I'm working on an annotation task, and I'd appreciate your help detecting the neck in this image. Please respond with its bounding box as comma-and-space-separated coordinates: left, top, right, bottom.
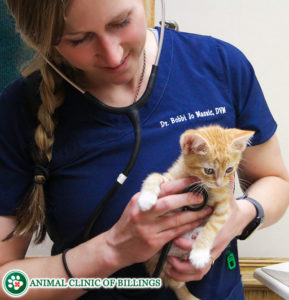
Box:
78, 29, 158, 108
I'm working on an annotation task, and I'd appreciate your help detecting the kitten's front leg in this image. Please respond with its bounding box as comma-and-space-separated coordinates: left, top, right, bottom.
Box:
189, 198, 230, 268
138, 173, 169, 211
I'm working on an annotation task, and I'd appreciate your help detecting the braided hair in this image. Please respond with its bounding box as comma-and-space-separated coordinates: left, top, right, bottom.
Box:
4, 0, 70, 243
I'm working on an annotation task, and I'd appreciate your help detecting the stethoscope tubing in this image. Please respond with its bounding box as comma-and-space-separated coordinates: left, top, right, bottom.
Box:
82, 0, 165, 240
82, 66, 158, 241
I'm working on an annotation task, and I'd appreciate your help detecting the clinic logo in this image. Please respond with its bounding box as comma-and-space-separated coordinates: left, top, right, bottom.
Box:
2, 270, 29, 297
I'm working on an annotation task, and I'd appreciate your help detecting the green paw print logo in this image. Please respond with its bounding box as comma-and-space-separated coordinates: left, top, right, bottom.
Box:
2, 270, 29, 297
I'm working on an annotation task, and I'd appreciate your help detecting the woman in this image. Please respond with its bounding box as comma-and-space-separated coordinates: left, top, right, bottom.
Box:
0, 0, 289, 299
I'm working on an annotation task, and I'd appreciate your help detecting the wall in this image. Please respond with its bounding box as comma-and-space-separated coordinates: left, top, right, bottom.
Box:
143, 0, 155, 27
155, 0, 289, 258
0, 1, 33, 91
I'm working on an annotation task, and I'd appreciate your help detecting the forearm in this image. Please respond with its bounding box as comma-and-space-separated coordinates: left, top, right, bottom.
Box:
236, 135, 289, 232
245, 175, 289, 228
0, 232, 122, 300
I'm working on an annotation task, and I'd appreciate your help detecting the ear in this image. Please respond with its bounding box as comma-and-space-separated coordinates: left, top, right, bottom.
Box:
180, 130, 209, 155
231, 129, 255, 152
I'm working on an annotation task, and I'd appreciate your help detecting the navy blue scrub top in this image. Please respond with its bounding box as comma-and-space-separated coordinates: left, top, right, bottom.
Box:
0, 28, 277, 299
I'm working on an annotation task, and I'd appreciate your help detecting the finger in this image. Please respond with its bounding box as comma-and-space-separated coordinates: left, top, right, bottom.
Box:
158, 177, 201, 198
153, 192, 205, 216
229, 174, 235, 190
172, 237, 194, 251
159, 219, 204, 243
165, 260, 211, 282
167, 256, 196, 275
156, 207, 212, 233
209, 247, 222, 264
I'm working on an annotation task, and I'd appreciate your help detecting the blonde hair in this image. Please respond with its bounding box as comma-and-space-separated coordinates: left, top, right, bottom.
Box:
5, 0, 72, 243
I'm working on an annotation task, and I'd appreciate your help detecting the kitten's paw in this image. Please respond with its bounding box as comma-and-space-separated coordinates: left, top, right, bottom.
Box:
191, 226, 204, 240
189, 249, 211, 269
138, 191, 158, 211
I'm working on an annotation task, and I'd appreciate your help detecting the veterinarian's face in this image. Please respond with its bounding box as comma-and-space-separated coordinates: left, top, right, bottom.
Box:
56, 0, 147, 86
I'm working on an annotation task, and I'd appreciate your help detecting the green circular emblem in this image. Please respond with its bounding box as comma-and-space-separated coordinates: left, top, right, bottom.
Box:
2, 270, 29, 297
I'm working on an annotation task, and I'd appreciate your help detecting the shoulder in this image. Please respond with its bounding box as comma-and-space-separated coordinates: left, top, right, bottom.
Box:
169, 29, 240, 52
0, 77, 26, 121
0, 72, 41, 145
0, 77, 39, 215
0, 71, 41, 117
168, 30, 251, 70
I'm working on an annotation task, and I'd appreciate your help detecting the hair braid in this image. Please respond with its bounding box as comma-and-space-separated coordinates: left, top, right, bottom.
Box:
3, 0, 72, 244
6, 61, 65, 244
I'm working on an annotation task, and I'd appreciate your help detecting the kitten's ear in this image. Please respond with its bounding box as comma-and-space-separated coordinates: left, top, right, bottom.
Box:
180, 130, 209, 155
231, 129, 255, 152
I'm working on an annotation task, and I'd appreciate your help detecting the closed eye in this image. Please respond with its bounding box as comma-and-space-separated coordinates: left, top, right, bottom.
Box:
110, 17, 131, 29
70, 17, 131, 47
70, 33, 94, 46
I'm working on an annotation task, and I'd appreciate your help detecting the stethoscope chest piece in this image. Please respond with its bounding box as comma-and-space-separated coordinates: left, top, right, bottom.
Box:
182, 183, 209, 211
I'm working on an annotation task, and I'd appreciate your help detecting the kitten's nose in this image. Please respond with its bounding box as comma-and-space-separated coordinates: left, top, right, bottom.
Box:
215, 179, 222, 187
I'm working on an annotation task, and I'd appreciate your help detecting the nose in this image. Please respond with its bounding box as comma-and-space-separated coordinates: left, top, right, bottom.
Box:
215, 179, 222, 187
96, 35, 123, 68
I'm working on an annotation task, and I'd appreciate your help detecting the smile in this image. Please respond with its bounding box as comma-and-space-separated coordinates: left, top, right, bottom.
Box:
102, 54, 130, 74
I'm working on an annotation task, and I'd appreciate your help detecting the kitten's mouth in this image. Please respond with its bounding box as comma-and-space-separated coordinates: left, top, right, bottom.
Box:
213, 181, 228, 188
206, 182, 221, 188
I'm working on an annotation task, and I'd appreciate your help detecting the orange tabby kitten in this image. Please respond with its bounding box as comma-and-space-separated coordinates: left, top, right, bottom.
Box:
138, 125, 254, 300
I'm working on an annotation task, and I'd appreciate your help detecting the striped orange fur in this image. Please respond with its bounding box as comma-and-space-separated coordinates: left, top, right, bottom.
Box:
138, 125, 254, 300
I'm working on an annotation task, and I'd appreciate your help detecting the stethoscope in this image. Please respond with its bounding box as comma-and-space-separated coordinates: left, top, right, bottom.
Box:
44, 0, 208, 285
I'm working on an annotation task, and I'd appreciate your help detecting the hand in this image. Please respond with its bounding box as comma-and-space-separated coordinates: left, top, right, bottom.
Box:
104, 177, 213, 269
168, 176, 256, 282
166, 194, 238, 282
165, 248, 213, 282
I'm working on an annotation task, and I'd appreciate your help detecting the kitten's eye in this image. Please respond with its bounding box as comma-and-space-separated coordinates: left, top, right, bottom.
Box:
226, 167, 234, 173
204, 168, 214, 175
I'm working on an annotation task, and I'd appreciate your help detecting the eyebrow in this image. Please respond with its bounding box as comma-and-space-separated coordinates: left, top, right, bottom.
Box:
64, 9, 131, 36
